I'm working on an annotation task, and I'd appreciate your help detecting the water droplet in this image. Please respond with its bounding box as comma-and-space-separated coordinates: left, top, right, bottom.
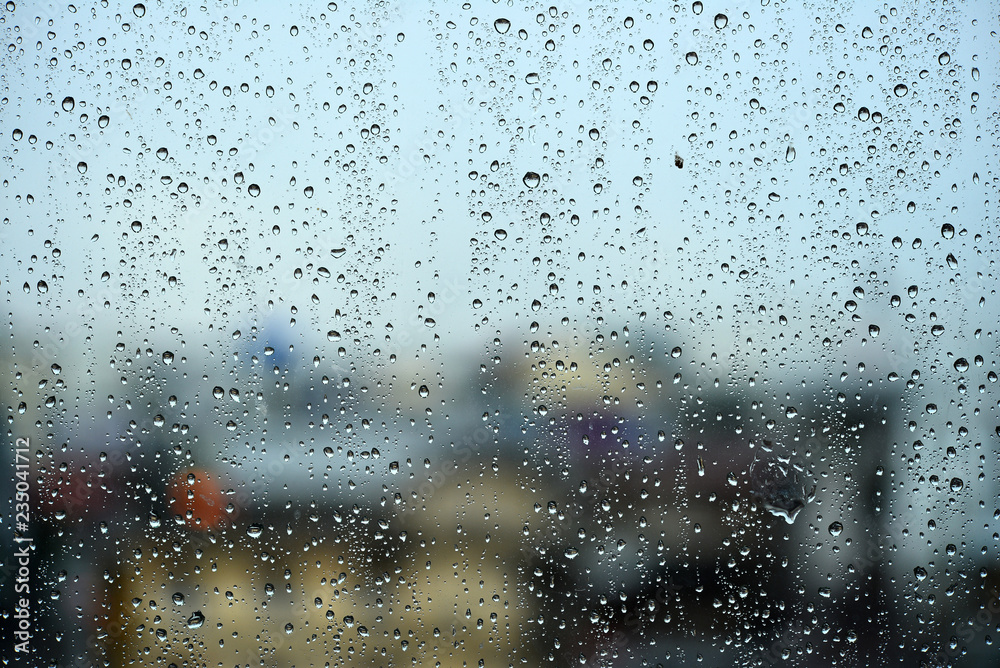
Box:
418, 385, 429, 398
828, 522, 843, 537
156, 147, 168, 160
643, 39, 654, 51
946, 253, 958, 269
423, 318, 436, 328
949, 477, 963, 492
971, 67, 979, 81
858, 106, 870, 121
304, 186, 314, 198
893, 83, 908, 97
954, 358, 969, 373
62, 97, 75, 112
494, 18, 510, 34
692, 2, 703, 15
172, 592, 185, 605
131, 220, 142, 232
98, 115, 109, 128
148, 512, 161, 528
941, 223, 955, 239
868, 324, 880, 337
247, 523, 263, 538
685, 51, 699, 65
564, 547, 579, 559
77, 162, 87, 174
248, 184, 261, 197
714, 13, 728, 29
132, 3, 145, 18
892, 236, 903, 249
523, 171, 540, 188
285, 622, 294, 634
186, 611, 205, 629
161, 351, 174, 364
938, 52, 950, 66
36, 280, 48, 293
931, 325, 945, 337
494, 229, 507, 240
785, 146, 795, 163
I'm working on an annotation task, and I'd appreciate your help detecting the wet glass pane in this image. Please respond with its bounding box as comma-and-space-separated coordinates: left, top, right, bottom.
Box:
2, 2, 998, 667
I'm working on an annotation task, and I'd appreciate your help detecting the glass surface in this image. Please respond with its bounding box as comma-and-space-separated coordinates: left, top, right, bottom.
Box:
2, 2, 998, 666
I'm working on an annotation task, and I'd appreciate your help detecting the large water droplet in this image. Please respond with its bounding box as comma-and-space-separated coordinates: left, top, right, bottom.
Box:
133, 3, 146, 18
494, 18, 510, 34
714, 13, 728, 29
62, 97, 75, 112
685, 51, 699, 65
186, 611, 205, 629
893, 83, 908, 97
247, 523, 263, 538
523, 171, 540, 188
